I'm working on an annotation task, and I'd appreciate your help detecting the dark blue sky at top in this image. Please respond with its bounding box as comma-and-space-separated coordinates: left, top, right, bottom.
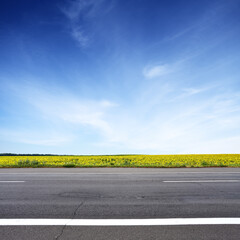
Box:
1, 1, 239, 75
1, 0, 234, 75
0, 0, 240, 154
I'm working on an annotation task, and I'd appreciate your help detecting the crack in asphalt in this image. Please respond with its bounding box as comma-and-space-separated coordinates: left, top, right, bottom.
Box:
54, 201, 84, 240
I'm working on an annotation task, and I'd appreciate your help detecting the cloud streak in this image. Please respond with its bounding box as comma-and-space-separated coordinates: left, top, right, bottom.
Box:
21, 86, 114, 133
142, 60, 184, 79
102, 92, 240, 153
143, 64, 170, 79
1, 81, 116, 148
61, 0, 113, 47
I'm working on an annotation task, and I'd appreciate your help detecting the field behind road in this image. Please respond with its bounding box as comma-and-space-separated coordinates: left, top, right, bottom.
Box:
0, 168, 239, 239
0, 154, 240, 167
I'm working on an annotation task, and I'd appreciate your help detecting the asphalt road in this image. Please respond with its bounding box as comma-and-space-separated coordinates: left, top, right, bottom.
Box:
0, 168, 240, 239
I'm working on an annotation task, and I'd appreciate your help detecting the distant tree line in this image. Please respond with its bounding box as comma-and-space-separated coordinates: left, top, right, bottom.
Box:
0, 153, 139, 156
0, 153, 60, 156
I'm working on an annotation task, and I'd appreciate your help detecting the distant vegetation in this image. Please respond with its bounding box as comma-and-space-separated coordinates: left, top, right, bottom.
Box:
0, 154, 239, 168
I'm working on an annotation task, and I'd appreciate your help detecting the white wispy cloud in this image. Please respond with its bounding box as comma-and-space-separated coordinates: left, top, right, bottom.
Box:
142, 60, 184, 79
61, 0, 106, 20
24, 88, 114, 134
4, 81, 116, 147
60, 0, 113, 47
143, 64, 170, 79
168, 87, 211, 102
47, 98, 113, 136
95, 85, 240, 153
71, 26, 89, 47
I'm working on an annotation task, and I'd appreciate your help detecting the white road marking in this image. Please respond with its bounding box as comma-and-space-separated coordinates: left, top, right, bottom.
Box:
0, 180, 239, 183
163, 180, 240, 183
0, 181, 25, 183
0, 172, 239, 175
0, 218, 240, 226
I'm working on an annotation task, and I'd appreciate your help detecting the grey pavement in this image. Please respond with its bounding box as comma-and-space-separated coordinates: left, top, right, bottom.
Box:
0, 168, 239, 239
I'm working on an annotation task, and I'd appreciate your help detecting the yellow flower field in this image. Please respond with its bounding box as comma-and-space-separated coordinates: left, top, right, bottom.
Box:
0, 154, 240, 167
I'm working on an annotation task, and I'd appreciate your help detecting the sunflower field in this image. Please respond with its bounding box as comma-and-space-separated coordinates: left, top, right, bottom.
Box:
0, 154, 239, 168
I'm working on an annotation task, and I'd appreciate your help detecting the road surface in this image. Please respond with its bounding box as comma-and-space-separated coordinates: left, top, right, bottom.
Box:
0, 168, 239, 239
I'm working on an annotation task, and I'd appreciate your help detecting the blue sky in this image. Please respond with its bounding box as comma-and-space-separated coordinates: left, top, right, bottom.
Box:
0, 0, 240, 154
